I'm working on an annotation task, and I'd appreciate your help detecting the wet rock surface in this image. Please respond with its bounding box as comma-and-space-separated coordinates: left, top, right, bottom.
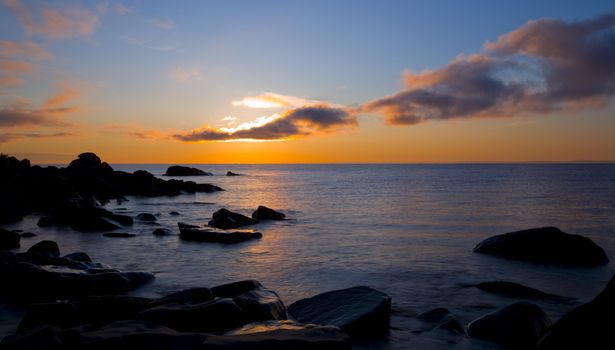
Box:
208, 208, 259, 230
251, 205, 286, 220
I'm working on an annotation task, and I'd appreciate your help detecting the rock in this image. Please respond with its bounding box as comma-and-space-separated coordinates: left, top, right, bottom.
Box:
538, 274, 615, 349
27, 240, 60, 258
288, 286, 391, 338
20, 232, 37, 238
231, 285, 287, 322
103, 232, 136, 238
212, 280, 263, 298
179, 226, 262, 244
148, 287, 214, 308
252, 205, 286, 220
468, 301, 551, 348
139, 298, 244, 333
0, 229, 20, 249
215, 320, 351, 349
164, 165, 212, 176
208, 208, 259, 229
169, 211, 180, 216
226, 171, 241, 176
136, 213, 157, 222
477, 281, 576, 304
2, 320, 208, 350
177, 222, 201, 229
435, 318, 465, 335
473, 227, 608, 266
63, 252, 92, 262
152, 228, 173, 236
17, 301, 83, 333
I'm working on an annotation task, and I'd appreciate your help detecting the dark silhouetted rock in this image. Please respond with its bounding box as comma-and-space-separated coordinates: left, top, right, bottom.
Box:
152, 228, 173, 236
164, 165, 212, 176
226, 171, 242, 176
288, 286, 391, 338
139, 298, 244, 333
468, 301, 551, 349
179, 226, 262, 244
27, 240, 60, 258
477, 281, 576, 304
148, 287, 214, 308
63, 252, 92, 262
177, 222, 201, 229
473, 227, 608, 266
136, 213, 157, 222
252, 205, 286, 220
216, 320, 351, 349
20, 232, 36, 238
169, 211, 180, 216
208, 208, 259, 229
538, 274, 615, 349
0, 229, 20, 249
103, 232, 136, 238
212, 280, 263, 298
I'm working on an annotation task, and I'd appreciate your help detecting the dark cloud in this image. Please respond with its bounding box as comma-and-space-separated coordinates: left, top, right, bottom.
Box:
0, 103, 73, 127
175, 105, 355, 142
0, 131, 74, 143
363, 12, 615, 125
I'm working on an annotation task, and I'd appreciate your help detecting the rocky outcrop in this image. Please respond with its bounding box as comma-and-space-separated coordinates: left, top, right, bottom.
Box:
0, 153, 223, 225
538, 274, 615, 349
252, 205, 286, 220
164, 165, 212, 176
179, 224, 262, 244
0, 241, 154, 301
288, 286, 391, 338
226, 171, 241, 176
473, 227, 609, 266
208, 208, 259, 229
37, 200, 133, 232
468, 301, 551, 349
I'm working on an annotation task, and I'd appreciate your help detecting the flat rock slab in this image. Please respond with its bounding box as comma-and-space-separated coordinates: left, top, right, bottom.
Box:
477, 281, 577, 304
473, 226, 608, 266
288, 286, 391, 338
179, 226, 262, 244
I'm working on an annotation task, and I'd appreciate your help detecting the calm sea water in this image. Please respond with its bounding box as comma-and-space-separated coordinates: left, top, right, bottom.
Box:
2, 164, 615, 349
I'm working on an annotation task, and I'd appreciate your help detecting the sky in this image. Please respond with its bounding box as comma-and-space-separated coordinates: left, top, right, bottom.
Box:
0, 0, 614, 163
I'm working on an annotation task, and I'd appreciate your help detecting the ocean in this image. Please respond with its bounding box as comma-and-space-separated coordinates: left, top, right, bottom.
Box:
2, 163, 615, 349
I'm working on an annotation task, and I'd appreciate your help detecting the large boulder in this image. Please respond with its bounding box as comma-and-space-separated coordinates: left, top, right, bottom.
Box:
136, 213, 157, 222
179, 225, 262, 244
468, 301, 551, 348
139, 298, 244, 333
288, 286, 391, 338
538, 274, 615, 349
209, 320, 351, 349
164, 165, 212, 176
473, 227, 609, 266
252, 205, 286, 220
27, 240, 60, 258
477, 281, 576, 304
212, 280, 287, 322
208, 208, 259, 229
0, 229, 20, 249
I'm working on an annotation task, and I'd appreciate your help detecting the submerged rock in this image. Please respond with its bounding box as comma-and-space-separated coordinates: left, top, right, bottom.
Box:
0, 229, 20, 249
164, 165, 212, 176
152, 228, 173, 236
208, 208, 259, 229
477, 281, 576, 304
468, 301, 551, 349
226, 171, 242, 176
136, 213, 157, 222
288, 286, 391, 338
473, 227, 608, 266
252, 205, 286, 220
103, 232, 136, 238
169, 211, 180, 216
538, 274, 615, 349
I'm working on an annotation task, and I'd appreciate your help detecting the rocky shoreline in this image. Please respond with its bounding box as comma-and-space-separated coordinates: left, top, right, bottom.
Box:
0, 153, 613, 349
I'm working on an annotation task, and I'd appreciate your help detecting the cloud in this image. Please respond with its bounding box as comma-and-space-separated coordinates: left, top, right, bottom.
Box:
174, 104, 356, 142
114, 3, 131, 16
0, 86, 82, 127
4, 0, 99, 39
0, 131, 74, 143
148, 18, 175, 30
231, 92, 321, 109
0, 40, 52, 87
363, 12, 615, 125
170, 66, 201, 82
103, 123, 173, 140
